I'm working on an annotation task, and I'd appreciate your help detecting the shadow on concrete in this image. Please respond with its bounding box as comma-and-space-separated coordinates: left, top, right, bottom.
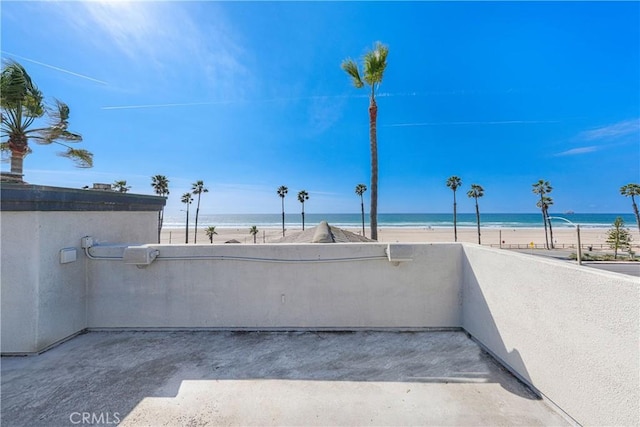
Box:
1, 329, 552, 426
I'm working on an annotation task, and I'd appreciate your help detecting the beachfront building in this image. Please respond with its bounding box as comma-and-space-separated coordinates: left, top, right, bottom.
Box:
1, 183, 638, 426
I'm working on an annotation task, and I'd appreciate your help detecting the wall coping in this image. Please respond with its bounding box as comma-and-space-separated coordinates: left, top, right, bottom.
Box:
0, 183, 166, 212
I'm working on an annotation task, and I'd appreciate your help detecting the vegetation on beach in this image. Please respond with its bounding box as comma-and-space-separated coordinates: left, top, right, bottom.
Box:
342, 42, 388, 241
112, 180, 130, 193
151, 175, 170, 244
606, 217, 633, 259
1, 60, 92, 177
205, 226, 217, 244
249, 225, 259, 244
277, 185, 288, 237
569, 252, 638, 262
532, 180, 554, 249
297, 190, 309, 230
446, 176, 462, 242
355, 184, 367, 237
181, 192, 193, 244
467, 184, 484, 244
191, 180, 208, 244
620, 183, 640, 233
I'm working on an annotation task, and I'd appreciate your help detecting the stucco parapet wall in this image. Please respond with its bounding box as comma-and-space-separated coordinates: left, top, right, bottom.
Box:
0, 183, 166, 212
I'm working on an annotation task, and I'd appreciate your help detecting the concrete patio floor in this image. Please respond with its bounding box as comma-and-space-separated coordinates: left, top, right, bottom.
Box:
1, 330, 569, 426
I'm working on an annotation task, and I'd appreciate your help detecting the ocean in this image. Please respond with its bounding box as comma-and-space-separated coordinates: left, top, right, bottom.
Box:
162, 213, 636, 230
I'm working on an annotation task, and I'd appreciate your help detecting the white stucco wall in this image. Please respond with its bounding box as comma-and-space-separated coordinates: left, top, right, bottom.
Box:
1, 211, 158, 353
1, 212, 40, 352
87, 243, 463, 329
461, 244, 639, 427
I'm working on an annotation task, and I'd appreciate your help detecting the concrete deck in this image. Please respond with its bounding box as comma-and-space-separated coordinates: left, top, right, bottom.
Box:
1, 330, 569, 426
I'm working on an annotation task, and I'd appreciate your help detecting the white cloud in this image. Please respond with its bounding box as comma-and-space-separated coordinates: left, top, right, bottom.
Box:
579, 118, 640, 141
554, 146, 599, 157
61, 2, 250, 97
555, 118, 640, 157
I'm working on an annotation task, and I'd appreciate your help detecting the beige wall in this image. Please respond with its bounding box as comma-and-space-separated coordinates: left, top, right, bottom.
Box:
1, 211, 158, 354
87, 243, 463, 329
462, 244, 639, 427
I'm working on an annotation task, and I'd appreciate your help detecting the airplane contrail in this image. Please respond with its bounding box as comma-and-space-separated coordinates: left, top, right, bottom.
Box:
100, 92, 423, 111
387, 120, 560, 127
1, 51, 108, 85
101, 101, 233, 110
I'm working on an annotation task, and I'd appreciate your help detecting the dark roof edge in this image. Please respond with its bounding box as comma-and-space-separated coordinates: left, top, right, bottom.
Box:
1, 183, 166, 212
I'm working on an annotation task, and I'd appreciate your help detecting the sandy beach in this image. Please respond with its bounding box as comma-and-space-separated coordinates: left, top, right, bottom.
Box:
161, 226, 640, 251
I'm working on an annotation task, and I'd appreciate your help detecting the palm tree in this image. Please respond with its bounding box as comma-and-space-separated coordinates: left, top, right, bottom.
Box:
181, 192, 193, 244
545, 196, 555, 248
297, 190, 309, 230
342, 42, 389, 241
191, 180, 208, 244
112, 180, 130, 193
532, 180, 553, 249
205, 226, 218, 244
355, 184, 367, 237
537, 196, 555, 249
151, 175, 170, 243
620, 183, 640, 232
446, 176, 462, 242
277, 185, 288, 237
1, 60, 92, 179
249, 225, 259, 244
467, 184, 484, 244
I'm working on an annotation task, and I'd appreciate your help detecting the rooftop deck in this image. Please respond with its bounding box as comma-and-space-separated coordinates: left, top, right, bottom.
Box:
1, 330, 569, 426
2, 189, 638, 425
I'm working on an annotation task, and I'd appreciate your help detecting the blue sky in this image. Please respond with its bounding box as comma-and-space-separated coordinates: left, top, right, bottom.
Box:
2, 1, 638, 216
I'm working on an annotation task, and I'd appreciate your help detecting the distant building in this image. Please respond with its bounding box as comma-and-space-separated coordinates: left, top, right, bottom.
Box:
92, 183, 113, 191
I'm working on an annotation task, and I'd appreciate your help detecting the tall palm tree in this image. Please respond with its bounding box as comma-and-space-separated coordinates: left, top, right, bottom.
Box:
620, 183, 640, 232
342, 42, 389, 241
537, 196, 555, 249
467, 184, 484, 245
181, 192, 193, 244
446, 176, 462, 242
355, 184, 367, 237
191, 180, 208, 244
545, 196, 555, 248
112, 180, 130, 193
532, 180, 553, 249
1, 60, 92, 178
297, 190, 309, 230
249, 225, 259, 244
277, 185, 288, 237
205, 226, 218, 244
151, 175, 170, 243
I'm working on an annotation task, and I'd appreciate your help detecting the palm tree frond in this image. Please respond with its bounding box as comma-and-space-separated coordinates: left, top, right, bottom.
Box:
446, 176, 462, 191
151, 175, 170, 197
1, 60, 42, 111
363, 42, 389, 86
341, 59, 364, 89
355, 183, 367, 196
58, 148, 93, 168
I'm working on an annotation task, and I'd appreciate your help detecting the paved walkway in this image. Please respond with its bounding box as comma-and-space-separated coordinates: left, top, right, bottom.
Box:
1, 331, 569, 426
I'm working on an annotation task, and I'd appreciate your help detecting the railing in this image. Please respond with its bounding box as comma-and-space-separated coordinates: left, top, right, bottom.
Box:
489, 243, 609, 250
